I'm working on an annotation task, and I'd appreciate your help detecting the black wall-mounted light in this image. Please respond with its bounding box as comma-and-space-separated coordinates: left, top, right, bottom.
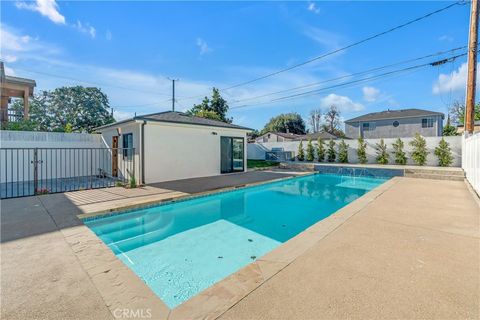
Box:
211, 132, 218, 135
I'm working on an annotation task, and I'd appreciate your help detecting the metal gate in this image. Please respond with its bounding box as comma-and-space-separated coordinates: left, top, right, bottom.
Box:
0, 147, 135, 199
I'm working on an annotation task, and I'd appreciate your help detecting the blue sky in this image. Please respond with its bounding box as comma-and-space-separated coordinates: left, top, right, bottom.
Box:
0, 1, 471, 130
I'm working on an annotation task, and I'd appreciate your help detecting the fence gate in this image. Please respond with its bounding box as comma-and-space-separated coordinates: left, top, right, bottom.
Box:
0, 147, 135, 199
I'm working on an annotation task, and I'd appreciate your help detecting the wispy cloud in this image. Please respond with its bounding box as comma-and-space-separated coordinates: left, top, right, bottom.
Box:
74, 20, 96, 39
438, 34, 454, 42
319, 93, 364, 112
303, 26, 344, 51
307, 2, 320, 14
0, 24, 61, 63
362, 86, 381, 102
15, 0, 65, 25
432, 62, 475, 94
196, 38, 212, 55
106, 30, 112, 41
4, 66, 16, 76
15, 0, 97, 39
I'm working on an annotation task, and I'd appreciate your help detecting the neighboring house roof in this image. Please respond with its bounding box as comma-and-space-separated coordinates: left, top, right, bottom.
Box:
95, 111, 252, 131
300, 131, 337, 140
345, 108, 444, 123
256, 132, 303, 140
256, 131, 338, 141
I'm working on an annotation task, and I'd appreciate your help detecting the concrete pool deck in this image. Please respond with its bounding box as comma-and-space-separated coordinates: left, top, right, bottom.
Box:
1, 172, 479, 319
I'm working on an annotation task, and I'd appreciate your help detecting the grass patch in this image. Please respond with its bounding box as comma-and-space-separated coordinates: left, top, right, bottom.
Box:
247, 159, 280, 169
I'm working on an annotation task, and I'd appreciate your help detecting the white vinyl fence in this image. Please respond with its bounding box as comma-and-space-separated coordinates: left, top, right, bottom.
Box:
462, 133, 480, 195
248, 136, 463, 167
0, 131, 135, 198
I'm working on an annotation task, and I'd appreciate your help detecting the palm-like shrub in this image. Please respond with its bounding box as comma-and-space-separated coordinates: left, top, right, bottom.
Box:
338, 140, 349, 163
316, 138, 325, 162
434, 138, 453, 167
375, 139, 389, 165
357, 137, 367, 164
392, 138, 407, 165
297, 140, 305, 161
306, 139, 315, 161
327, 139, 336, 162
410, 133, 429, 166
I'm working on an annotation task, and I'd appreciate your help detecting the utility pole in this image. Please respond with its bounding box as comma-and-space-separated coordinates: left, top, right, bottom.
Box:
168, 78, 178, 112
465, 0, 478, 134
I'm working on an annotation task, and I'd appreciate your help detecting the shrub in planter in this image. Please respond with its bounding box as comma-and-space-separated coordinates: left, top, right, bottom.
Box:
357, 137, 367, 164
306, 139, 315, 161
338, 139, 349, 163
129, 173, 137, 188
327, 139, 336, 162
434, 138, 453, 167
375, 139, 389, 165
297, 140, 305, 161
392, 138, 407, 165
409, 133, 428, 166
316, 138, 325, 162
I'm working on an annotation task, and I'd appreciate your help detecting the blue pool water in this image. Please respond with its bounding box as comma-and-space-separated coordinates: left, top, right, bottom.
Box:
84, 174, 388, 308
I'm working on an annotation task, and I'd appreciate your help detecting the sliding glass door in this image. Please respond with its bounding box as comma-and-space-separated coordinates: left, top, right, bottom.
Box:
221, 137, 244, 173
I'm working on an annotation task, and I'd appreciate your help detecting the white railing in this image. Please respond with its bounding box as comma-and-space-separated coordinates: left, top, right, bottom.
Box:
462, 132, 480, 195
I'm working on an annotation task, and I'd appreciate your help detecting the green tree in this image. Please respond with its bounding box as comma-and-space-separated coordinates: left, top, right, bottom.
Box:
261, 113, 306, 135
306, 139, 315, 161
191, 108, 223, 121
327, 139, 336, 162
188, 88, 232, 123
316, 138, 325, 162
392, 138, 407, 165
297, 140, 305, 161
357, 137, 367, 164
5, 87, 115, 133
443, 114, 457, 136
1, 119, 38, 131
375, 139, 389, 165
410, 133, 429, 166
434, 138, 453, 167
338, 139, 349, 163
449, 101, 480, 125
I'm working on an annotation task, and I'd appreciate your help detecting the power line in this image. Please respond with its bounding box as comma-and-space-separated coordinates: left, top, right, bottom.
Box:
178, 1, 464, 102
229, 46, 467, 105
229, 52, 467, 110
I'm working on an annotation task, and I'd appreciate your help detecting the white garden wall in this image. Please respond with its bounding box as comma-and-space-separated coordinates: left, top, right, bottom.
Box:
0, 130, 105, 148
462, 133, 480, 195
248, 136, 462, 167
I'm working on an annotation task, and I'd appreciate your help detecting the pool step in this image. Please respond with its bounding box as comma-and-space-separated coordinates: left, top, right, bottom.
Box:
404, 168, 465, 181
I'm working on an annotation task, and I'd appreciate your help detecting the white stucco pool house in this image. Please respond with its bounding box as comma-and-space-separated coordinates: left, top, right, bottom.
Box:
95, 111, 252, 184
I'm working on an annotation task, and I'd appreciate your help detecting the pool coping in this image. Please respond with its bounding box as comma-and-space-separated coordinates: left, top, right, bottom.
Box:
77, 171, 314, 220
72, 173, 398, 319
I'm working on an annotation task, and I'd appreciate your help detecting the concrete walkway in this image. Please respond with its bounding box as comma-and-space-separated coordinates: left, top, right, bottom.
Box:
219, 178, 480, 319
1, 174, 479, 319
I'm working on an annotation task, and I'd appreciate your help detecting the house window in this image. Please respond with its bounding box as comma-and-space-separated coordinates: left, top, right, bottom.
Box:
362, 122, 375, 131
122, 133, 133, 160
422, 118, 434, 128
393, 120, 399, 127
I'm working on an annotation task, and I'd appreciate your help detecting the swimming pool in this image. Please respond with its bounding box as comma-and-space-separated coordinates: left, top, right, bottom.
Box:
84, 173, 388, 308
